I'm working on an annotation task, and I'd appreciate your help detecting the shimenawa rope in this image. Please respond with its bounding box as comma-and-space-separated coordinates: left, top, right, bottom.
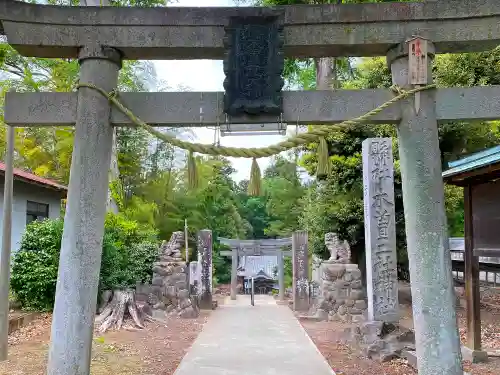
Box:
75, 83, 435, 194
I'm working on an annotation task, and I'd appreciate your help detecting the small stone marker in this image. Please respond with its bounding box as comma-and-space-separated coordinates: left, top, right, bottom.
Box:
197, 230, 213, 310
292, 230, 309, 311
362, 138, 399, 322
189, 261, 201, 296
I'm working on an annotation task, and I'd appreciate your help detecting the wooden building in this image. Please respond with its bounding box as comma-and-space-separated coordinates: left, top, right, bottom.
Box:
442, 145, 500, 362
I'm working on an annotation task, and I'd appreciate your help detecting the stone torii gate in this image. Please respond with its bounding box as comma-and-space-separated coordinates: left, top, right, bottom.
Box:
219, 237, 292, 301
1, 1, 500, 374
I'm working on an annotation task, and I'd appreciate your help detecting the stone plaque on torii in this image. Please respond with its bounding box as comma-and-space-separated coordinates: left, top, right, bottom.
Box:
219, 237, 292, 301
2, 1, 499, 374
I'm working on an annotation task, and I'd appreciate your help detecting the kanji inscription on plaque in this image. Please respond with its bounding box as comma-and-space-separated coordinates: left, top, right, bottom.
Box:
223, 14, 284, 117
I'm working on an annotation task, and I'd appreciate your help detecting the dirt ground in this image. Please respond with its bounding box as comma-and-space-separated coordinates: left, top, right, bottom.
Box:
301, 297, 500, 375
1, 312, 209, 375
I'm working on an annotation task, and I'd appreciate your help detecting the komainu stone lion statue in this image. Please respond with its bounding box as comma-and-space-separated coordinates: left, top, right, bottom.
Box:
324, 232, 351, 263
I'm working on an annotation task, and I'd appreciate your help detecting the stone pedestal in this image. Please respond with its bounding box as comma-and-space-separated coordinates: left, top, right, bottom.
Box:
197, 230, 213, 310
315, 262, 367, 323
362, 138, 399, 323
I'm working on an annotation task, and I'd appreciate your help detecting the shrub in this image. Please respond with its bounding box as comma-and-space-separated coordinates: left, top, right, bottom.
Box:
10, 214, 159, 311
10, 219, 64, 311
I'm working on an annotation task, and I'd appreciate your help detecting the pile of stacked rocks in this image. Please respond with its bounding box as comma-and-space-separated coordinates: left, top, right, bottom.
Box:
312, 233, 368, 322
136, 231, 199, 319
344, 321, 415, 362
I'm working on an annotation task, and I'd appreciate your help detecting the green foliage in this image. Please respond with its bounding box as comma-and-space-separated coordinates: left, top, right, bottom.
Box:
10, 219, 64, 311
444, 185, 465, 237
10, 215, 158, 311
99, 213, 159, 290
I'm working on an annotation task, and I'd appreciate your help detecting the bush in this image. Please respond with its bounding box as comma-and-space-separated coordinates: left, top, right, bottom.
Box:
100, 213, 159, 290
10, 219, 64, 311
10, 214, 159, 311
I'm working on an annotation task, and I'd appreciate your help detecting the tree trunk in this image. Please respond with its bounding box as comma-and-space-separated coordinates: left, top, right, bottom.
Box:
95, 289, 147, 333
314, 57, 336, 90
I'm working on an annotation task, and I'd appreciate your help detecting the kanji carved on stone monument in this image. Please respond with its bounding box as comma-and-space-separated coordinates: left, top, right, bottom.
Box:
362, 138, 399, 323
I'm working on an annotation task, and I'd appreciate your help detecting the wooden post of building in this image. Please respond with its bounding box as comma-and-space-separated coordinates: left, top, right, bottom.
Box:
463, 185, 487, 362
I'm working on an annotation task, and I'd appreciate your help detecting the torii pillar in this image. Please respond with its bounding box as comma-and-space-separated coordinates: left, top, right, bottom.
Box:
387, 39, 463, 375
46, 45, 122, 375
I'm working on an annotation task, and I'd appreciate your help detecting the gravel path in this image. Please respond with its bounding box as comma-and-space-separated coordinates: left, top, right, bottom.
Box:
1, 312, 209, 375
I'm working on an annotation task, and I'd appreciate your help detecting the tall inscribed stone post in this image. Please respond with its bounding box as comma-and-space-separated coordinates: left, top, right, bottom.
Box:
362, 138, 399, 323
292, 230, 309, 311
387, 40, 462, 375
47, 45, 121, 375
197, 230, 213, 310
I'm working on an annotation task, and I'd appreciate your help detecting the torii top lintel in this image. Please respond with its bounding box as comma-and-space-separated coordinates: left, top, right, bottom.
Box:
1, 0, 499, 60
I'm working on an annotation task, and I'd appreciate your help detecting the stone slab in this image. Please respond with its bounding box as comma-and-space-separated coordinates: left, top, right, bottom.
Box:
8, 312, 40, 335
173, 295, 335, 375
401, 349, 417, 368
461, 346, 489, 363
7, 87, 500, 127
3, 1, 500, 59
362, 138, 399, 323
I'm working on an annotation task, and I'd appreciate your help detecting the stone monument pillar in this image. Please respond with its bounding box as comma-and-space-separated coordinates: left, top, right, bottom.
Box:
387, 40, 462, 375
362, 137, 399, 323
292, 230, 309, 311
197, 229, 213, 310
47, 45, 121, 375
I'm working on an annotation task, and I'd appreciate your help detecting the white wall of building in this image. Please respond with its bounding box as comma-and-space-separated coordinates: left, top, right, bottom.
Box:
0, 179, 64, 252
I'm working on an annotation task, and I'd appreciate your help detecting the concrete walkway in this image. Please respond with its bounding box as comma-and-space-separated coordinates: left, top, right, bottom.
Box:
174, 295, 335, 375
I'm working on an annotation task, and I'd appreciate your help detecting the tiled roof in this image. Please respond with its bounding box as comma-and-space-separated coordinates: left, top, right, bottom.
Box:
0, 162, 67, 192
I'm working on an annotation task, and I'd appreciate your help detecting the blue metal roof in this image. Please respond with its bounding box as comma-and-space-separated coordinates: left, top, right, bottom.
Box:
442, 145, 500, 179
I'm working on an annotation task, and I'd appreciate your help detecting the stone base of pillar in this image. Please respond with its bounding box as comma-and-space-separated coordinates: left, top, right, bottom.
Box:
461, 346, 489, 363
403, 347, 487, 370
199, 295, 213, 310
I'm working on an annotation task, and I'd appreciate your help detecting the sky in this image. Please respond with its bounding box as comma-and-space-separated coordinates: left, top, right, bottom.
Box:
153, 0, 287, 181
